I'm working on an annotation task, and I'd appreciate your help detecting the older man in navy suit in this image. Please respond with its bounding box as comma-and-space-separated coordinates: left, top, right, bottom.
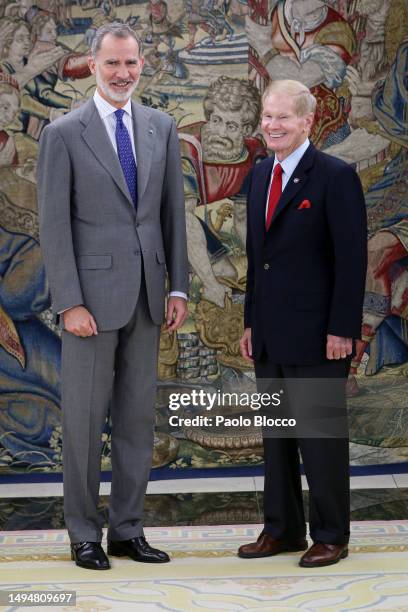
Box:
238, 80, 367, 567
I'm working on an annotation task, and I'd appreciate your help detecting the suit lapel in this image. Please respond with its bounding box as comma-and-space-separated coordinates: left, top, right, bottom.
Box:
132, 102, 154, 203
269, 143, 316, 226
80, 99, 134, 209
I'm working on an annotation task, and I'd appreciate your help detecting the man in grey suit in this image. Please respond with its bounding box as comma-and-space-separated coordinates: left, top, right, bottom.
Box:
37, 22, 188, 570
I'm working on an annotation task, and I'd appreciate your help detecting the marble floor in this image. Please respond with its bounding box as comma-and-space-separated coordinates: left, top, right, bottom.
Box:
1, 475, 407, 611
0, 475, 407, 531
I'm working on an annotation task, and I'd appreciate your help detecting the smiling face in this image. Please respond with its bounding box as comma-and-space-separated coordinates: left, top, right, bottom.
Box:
261, 93, 314, 161
88, 33, 144, 108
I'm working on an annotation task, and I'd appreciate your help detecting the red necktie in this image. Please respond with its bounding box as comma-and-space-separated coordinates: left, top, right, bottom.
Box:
265, 163, 283, 230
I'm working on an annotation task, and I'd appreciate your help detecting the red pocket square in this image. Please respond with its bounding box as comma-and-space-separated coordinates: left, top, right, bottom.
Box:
298, 199, 312, 209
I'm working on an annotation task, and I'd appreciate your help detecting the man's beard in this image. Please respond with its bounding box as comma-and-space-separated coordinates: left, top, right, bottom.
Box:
201, 125, 244, 162
96, 66, 139, 103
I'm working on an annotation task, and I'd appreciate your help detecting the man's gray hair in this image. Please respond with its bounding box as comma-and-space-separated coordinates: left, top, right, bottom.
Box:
91, 22, 143, 58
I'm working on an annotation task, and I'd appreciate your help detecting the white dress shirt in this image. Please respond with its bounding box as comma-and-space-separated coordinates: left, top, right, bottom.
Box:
265, 138, 310, 220
93, 89, 137, 161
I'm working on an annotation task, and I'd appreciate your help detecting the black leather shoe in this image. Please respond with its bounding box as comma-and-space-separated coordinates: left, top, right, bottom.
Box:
107, 537, 170, 563
70, 542, 110, 570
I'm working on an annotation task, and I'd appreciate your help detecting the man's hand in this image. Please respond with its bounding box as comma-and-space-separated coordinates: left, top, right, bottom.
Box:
326, 334, 352, 360
63, 306, 98, 337
166, 297, 188, 332
240, 327, 254, 363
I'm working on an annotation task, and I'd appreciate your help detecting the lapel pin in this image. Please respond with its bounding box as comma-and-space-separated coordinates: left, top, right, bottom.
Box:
293, 177, 300, 183
149, 128, 154, 134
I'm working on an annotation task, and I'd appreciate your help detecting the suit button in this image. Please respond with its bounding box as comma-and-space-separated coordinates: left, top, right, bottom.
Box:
263, 263, 269, 270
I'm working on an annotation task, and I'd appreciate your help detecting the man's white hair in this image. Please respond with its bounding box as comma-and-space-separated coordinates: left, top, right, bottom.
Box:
262, 80, 317, 116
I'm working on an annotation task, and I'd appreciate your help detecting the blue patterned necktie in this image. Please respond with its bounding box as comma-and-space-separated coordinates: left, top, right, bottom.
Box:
114, 108, 137, 209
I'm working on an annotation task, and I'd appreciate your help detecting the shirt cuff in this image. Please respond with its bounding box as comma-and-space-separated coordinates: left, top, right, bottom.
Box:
57, 305, 82, 314
169, 291, 188, 300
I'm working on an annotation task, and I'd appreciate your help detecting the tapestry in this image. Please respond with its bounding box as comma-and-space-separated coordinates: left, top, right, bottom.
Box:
0, 0, 407, 474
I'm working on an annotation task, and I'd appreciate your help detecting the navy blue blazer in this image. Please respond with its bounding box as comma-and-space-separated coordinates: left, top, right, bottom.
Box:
244, 143, 367, 364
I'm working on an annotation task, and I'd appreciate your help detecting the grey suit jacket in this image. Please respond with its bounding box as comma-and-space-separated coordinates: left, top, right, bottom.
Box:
37, 98, 188, 330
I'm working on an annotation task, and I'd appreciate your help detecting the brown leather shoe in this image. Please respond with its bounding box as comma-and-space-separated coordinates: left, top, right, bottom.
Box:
299, 543, 348, 567
238, 533, 308, 559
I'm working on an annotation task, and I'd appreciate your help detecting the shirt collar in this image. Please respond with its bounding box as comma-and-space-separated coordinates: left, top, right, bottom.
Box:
93, 89, 133, 119
273, 138, 310, 176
